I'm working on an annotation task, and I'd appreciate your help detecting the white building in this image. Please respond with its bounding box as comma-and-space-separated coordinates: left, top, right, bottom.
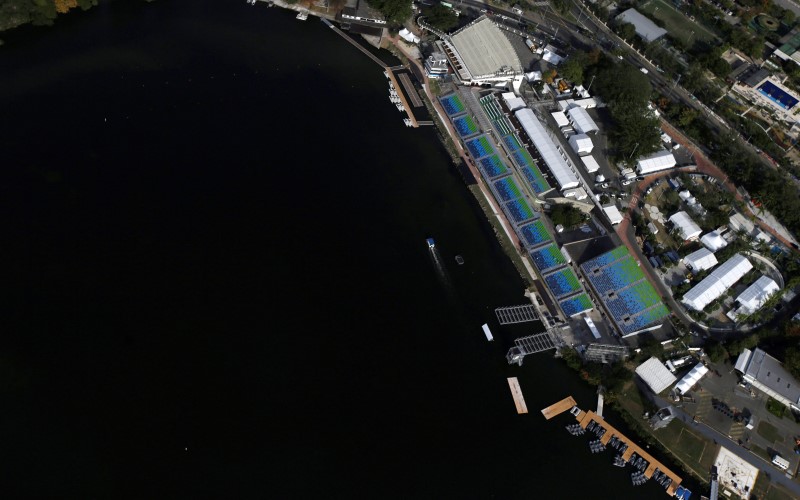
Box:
603, 205, 624, 225
542, 44, 564, 65
580, 155, 601, 173
674, 363, 709, 395
424, 47, 450, 79
636, 150, 676, 175
566, 106, 599, 134
502, 92, 526, 112
445, 17, 524, 86
668, 211, 702, 241
701, 230, 728, 252
568, 134, 593, 155
616, 8, 668, 42
683, 247, 718, 272
636, 357, 677, 394
515, 108, 580, 191
735, 275, 780, 315
736, 348, 800, 411
729, 213, 772, 244
551, 111, 570, 128
682, 254, 753, 311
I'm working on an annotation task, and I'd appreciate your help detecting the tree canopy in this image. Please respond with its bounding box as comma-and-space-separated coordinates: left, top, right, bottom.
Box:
550, 203, 584, 228
424, 4, 457, 32
366, 0, 411, 24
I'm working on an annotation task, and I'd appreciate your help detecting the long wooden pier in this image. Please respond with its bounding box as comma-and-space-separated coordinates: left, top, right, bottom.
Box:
541, 398, 683, 496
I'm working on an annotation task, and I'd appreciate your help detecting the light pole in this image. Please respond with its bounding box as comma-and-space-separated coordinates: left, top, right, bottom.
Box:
629, 142, 640, 160
687, 30, 695, 46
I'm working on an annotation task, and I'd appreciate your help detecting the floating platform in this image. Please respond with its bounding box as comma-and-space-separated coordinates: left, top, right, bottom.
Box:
482, 323, 493, 341
507, 377, 528, 414
541, 396, 577, 420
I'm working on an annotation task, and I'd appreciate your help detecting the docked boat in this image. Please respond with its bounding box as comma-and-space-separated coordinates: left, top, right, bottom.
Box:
426, 237, 435, 249
296, 10, 308, 20
455, 255, 464, 265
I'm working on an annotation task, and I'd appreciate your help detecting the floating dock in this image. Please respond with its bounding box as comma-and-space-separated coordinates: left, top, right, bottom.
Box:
482, 323, 493, 341
507, 377, 528, 414
541, 397, 684, 496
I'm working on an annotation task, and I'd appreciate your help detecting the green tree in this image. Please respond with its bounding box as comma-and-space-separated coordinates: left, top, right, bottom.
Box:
785, 347, 800, 381
550, 203, 584, 228
366, 0, 411, 24
560, 51, 588, 84
617, 22, 636, 41
425, 4, 458, 32
706, 341, 728, 363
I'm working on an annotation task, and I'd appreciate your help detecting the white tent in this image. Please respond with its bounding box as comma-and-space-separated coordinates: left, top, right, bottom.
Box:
682, 254, 753, 311
669, 211, 702, 240
572, 97, 599, 108
566, 106, 599, 134
674, 363, 709, 395
637, 150, 676, 175
542, 45, 563, 65
636, 357, 677, 394
502, 92, 526, 112
580, 155, 601, 173
683, 247, 718, 272
399, 28, 421, 44
568, 134, 593, 155
515, 108, 580, 191
603, 205, 623, 225
701, 230, 728, 252
551, 111, 570, 128
735, 275, 780, 315
678, 190, 692, 201
525, 71, 543, 82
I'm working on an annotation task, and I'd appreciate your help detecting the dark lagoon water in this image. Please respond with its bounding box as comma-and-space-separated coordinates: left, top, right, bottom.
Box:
0, 2, 697, 497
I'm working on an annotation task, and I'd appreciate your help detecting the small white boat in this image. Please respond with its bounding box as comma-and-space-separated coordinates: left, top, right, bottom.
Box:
482, 323, 493, 341
296, 10, 309, 20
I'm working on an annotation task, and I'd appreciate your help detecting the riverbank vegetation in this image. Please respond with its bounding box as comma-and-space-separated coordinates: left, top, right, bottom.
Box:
1, 0, 99, 31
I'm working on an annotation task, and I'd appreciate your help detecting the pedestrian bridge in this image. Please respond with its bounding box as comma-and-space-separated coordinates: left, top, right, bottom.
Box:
495, 304, 539, 325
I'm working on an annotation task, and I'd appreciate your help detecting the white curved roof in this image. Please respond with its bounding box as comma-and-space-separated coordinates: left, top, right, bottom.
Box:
684, 247, 718, 272
736, 275, 780, 313
675, 363, 709, 395
566, 107, 598, 134
682, 254, 753, 311
515, 108, 580, 190
701, 230, 728, 251
669, 211, 702, 240
450, 18, 522, 79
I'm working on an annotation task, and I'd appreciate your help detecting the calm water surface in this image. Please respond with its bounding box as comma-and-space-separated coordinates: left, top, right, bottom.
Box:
0, 2, 696, 497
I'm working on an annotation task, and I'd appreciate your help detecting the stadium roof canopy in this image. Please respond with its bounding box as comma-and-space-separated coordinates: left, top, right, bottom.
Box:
636, 357, 677, 394
616, 8, 668, 42
566, 106, 599, 134
735, 275, 780, 314
674, 363, 709, 395
450, 18, 522, 79
683, 247, 718, 272
701, 230, 728, 252
682, 254, 753, 311
515, 108, 580, 190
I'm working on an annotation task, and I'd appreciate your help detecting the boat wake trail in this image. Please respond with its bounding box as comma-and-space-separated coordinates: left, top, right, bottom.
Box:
429, 246, 455, 296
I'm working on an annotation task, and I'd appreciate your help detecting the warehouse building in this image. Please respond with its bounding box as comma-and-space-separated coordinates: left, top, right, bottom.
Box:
735, 348, 800, 411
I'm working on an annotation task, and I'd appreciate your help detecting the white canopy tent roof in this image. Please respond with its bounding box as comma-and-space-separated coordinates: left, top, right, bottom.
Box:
682, 254, 753, 311
603, 205, 623, 225
398, 28, 420, 44
568, 134, 593, 155
636, 357, 677, 394
736, 275, 780, 314
515, 108, 580, 190
678, 190, 692, 201
674, 363, 709, 395
580, 155, 601, 173
551, 111, 570, 128
542, 45, 563, 65
701, 230, 728, 251
637, 150, 676, 174
616, 8, 668, 42
669, 211, 702, 240
502, 92, 526, 112
683, 247, 718, 272
566, 106, 599, 134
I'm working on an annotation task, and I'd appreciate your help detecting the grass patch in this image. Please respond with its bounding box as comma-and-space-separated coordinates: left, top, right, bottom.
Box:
754, 473, 798, 500
757, 421, 782, 443
750, 443, 771, 461
766, 397, 788, 419
676, 428, 707, 462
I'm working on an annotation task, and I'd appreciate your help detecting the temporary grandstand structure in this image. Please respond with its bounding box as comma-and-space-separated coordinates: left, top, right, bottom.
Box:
668, 211, 702, 241
735, 348, 800, 411
565, 106, 599, 135
700, 230, 728, 252
446, 17, 524, 85
683, 247, 718, 272
515, 108, 580, 191
636, 357, 677, 394
616, 8, 668, 42
735, 275, 779, 315
603, 205, 623, 225
568, 134, 593, 155
681, 254, 753, 311
551, 111, 570, 128
674, 363, 709, 395
636, 150, 677, 175
580, 246, 670, 337
580, 155, 600, 173
502, 92, 526, 112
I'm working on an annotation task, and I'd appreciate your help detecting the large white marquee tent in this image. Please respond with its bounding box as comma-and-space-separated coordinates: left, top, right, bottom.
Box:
682, 254, 753, 311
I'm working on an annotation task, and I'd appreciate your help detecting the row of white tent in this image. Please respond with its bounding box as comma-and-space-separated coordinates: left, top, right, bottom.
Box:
635, 357, 709, 396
